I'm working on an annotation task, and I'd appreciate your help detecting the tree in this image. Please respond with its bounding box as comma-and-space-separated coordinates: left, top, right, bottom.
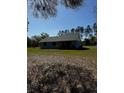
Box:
27, 33, 49, 48
75, 26, 84, 39
27, 37, 32, 47
28, 0, 85, 18
80, 26, 84, 38
93, 23, 97, 36
61, 0, 85, 9
85, 25, 92, 38
90, 36, 97, 45
64, 29, 68, 34
32, 35, 41, 42
58, 30, 62, 36
29, 0, 57, 18
31, 39, 37, 48
40, 32, 49, 39
61, 30, 65, 36
31, 35, 41, 47
63, 29, 69, 34
71, 28, 75, 33
27, 18, 29, 32
75, 26, 81, 33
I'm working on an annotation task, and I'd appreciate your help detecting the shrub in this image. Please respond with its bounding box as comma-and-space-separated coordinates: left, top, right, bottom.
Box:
27, 63, 97, 93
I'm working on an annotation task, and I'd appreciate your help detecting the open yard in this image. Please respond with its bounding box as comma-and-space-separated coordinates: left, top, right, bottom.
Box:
27, 46, 97, 61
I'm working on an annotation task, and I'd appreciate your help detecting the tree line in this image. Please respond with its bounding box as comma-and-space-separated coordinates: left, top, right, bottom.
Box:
58, 23, 97, 38
27, 23, 97, 47
27, 33, 49, 47
58, 23, 97, 46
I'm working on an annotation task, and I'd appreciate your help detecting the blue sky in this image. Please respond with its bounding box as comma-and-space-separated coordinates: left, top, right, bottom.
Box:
28, 0, 97, 37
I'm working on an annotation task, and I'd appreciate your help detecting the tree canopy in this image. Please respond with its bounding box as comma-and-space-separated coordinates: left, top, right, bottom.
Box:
57, 23, 97, 38
28, 0, 85, 18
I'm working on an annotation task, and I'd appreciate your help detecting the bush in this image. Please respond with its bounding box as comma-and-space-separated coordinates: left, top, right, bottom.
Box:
27, 63, 97, 93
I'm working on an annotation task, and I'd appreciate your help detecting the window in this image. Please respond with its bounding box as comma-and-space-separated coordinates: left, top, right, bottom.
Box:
52, 42, 56, 45
43, 42, 46, 46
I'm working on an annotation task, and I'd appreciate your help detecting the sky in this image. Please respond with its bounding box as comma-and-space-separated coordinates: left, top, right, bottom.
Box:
28, 0, 97, 37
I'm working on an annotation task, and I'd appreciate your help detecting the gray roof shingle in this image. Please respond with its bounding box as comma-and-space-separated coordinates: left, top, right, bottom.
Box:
40, 32, 81, 42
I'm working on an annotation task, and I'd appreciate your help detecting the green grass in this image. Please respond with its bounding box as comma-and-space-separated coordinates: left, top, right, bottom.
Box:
27, 46, 97, 61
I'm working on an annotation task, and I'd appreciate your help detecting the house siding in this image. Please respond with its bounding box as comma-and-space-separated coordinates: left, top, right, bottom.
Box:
40, 41, 82, 49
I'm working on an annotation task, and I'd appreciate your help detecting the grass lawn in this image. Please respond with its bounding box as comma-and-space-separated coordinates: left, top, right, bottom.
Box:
27, 46, 97, 61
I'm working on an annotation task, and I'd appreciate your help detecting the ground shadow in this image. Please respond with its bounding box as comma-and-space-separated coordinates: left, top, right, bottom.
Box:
40, 47, 89, 50
59, 47, 89, 50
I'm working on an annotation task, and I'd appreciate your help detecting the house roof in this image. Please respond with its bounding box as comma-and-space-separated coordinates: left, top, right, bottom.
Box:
40, 32, 81, 42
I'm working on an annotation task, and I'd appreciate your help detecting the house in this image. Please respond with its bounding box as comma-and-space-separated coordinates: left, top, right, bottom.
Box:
39, 32, 82, 49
